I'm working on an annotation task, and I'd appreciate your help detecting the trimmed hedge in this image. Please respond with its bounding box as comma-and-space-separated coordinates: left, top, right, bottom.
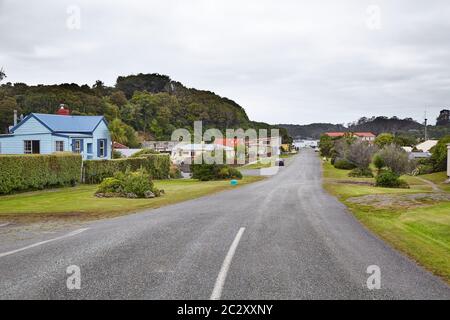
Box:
83, 154, 170, 184
0, 153, 82, 194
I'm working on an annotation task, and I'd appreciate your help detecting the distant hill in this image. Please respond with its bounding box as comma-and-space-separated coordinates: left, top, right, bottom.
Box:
280, 116, 449, 140
278, 123, 346, 139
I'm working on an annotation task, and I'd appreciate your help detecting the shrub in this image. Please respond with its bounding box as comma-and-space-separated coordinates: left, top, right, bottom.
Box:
169, 164, 182, 179
112, 149, 124, 159
191, 163, 243, 181
122, 169, 155, 198
0, 153, 82, 194
95, 169, 159, 198
375, 170, 409, 188
83, 154, 170, 183
373, 154, 385, 173
334, 159, 356, 170
377, 144, 412, 176
430, 136, 450, 172
130, 148, 160, 157
349, 167, 374, 178
347, 140, 378, 169
97, 177, 123, 193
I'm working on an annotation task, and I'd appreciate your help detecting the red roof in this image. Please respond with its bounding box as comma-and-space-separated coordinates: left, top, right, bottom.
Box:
325, 132, 346, 137
354, 132, 376, 137
113, 142, 129, 149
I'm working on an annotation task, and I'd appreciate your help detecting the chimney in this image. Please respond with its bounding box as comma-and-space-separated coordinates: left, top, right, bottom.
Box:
13, 110, 17, 126
56, 104, 70, 116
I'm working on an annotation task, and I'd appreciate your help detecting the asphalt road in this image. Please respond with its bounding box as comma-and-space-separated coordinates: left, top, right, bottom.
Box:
0, 149, 449, 299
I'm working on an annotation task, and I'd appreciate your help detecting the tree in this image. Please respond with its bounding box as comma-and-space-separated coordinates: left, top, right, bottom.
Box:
374, 133, 394, 148
0, 96, 19, 133
109, 90, 128, 107
393, 134, 417, 147
0, 67, 6, 82
109, 118, 128, 145
319, 135, 334, 158
347, 140, 377, 169
430, 136, 450, 172
377, 144, 411, 176
373, 154, 385, 174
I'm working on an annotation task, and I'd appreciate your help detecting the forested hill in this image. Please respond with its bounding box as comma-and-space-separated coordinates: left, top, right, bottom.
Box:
278, 123, 346, 139
0, 73, 291, 144
280, 116, 449, 139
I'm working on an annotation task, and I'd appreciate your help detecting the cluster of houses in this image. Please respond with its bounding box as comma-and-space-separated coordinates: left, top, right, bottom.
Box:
0, 109, 448, 179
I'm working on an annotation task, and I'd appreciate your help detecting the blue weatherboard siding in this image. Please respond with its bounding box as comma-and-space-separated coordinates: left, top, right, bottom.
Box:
0, 113, 111, 160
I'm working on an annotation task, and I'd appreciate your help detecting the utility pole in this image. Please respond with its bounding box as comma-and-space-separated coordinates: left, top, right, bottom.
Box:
424, 111, 428, 141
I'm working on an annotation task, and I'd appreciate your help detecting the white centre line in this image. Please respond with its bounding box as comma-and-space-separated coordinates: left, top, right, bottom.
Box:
210, 227, 246, 300
0, 228, 89, 258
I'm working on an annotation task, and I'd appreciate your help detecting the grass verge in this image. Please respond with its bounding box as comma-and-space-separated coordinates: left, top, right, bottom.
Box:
0, 176, 265, 222
323, 160, 450, 284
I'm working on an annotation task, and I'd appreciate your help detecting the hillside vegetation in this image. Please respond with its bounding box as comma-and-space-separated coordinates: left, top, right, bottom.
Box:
0, 73, 291, 143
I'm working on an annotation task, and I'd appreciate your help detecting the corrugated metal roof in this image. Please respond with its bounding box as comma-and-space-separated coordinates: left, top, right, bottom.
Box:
14, 113, 106, 133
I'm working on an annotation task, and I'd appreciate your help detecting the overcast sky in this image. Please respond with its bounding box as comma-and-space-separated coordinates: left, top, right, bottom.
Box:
1, 0, 449, 125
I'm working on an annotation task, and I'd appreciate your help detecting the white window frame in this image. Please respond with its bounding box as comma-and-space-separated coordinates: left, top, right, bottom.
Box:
55, 141, 64, 152
24, 140, 32, 154
74, 140, 82, 153
99, 139, 105, 157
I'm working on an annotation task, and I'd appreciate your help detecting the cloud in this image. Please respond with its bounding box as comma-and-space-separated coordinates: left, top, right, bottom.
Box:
1, 0, 449, 124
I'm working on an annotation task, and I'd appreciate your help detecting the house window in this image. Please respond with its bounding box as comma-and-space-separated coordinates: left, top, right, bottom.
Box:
24, 140, 40, 154
87, 143, 93, 154
73, 140, 82, 153
99, 140, 106, 157
55, 141, 64, 152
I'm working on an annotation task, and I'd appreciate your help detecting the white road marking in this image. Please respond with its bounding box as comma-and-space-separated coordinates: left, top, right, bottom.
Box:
0, 223, 10, 227
0, 228, 89, 258
210, 227, 246, 300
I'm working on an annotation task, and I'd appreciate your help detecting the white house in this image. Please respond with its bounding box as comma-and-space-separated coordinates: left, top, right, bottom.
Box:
416, 140, 438, 153
0, 112, 111, 160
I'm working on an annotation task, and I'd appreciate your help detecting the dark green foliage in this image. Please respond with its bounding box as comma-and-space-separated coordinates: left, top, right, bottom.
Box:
334, 159, 356, 170
96, 169, 159, 198
349, 167, 374, 178
0, 153, 82, 194
319, 135, 334, 158
373, 154, 385, 172
191, 164, 243, 181
375, 170, 409, 188
130, 148, 159, 157
430, 136, 450, 172
96, 177, 123, 193
83, 154, 170, 183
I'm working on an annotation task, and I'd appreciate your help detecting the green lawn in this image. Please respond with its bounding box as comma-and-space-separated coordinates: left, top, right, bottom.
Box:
241, 161, 273, 169
323, 161, 450, 283
0, 176, 264, 221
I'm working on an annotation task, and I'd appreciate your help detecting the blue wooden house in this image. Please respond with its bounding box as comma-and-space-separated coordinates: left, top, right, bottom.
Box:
0, 113, 111, 160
